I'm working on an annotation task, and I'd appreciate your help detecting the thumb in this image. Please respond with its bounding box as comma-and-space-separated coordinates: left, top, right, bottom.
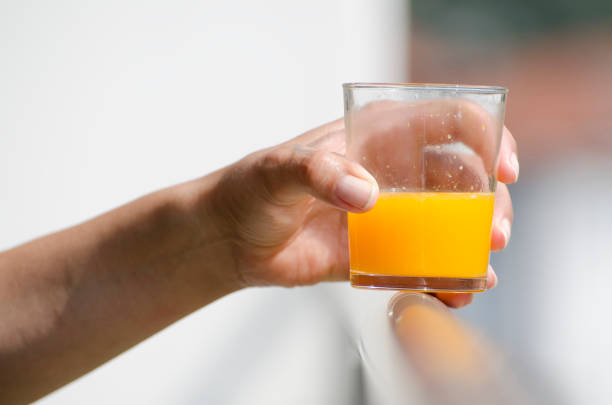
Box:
256, 144, 379, 212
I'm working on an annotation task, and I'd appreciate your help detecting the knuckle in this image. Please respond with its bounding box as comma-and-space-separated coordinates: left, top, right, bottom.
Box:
248, 147, 293, 200
260, 147, 290, 171
300, 149, 332, 184
310, 151, 345, 190
254, 146, 293, 182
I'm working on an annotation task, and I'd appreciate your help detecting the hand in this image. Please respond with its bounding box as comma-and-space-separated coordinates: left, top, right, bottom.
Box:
210, 103, 518, 308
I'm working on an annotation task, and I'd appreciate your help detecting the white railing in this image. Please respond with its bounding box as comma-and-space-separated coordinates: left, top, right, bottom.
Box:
359, 293, 535, 405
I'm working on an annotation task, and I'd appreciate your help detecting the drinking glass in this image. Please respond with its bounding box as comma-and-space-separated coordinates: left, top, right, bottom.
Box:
344, 83, 507, 292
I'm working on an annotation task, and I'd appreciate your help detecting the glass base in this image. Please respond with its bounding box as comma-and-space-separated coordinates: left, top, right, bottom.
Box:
350, 272, 487, 292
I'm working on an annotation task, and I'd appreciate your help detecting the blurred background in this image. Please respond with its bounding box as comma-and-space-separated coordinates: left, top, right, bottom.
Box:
411, 1, 612, 403
1, 0, 611, 404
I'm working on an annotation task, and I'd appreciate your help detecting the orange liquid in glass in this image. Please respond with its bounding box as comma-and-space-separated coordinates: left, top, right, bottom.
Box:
348, 192, 494, 278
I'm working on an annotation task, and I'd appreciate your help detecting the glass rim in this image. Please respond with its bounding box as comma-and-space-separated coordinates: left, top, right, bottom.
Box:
343, 82, 508, 94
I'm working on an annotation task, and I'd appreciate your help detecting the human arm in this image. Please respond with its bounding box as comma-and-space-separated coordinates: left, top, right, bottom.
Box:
0, 116, 517, 404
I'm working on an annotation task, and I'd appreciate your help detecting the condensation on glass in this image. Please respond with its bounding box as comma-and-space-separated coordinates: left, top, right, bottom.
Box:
344, 83, 507, 292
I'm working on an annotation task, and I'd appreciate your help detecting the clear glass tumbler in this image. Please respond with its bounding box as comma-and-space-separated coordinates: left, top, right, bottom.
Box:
344, 83, 507, 292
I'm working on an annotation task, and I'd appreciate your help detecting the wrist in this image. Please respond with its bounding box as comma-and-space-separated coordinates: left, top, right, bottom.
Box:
165, 170, 243, 304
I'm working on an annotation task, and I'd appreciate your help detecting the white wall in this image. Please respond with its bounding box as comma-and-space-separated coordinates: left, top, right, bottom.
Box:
0, 1, 409, 403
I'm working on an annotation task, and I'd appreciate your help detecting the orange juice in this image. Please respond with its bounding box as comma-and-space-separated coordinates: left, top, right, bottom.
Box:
348, 192, 494, 280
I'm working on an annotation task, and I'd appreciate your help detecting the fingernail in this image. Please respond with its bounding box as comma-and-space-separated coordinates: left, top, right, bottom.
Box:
336, 175, 375, 209
499, 218, 511, 246
509, 153, 519, 180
